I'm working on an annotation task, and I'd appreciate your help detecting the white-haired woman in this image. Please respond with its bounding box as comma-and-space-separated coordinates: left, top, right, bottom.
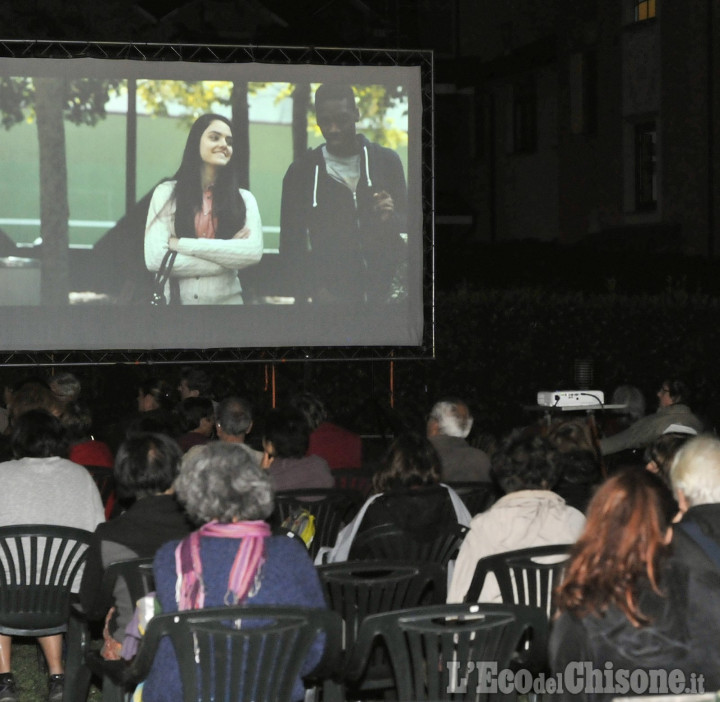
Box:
138, 442, 326, 702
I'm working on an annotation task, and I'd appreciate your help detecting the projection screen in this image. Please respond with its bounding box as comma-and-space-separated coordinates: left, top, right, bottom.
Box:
0, 43, 431, 359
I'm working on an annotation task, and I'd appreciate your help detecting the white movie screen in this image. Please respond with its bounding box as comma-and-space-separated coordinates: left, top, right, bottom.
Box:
0, 53, 426, 352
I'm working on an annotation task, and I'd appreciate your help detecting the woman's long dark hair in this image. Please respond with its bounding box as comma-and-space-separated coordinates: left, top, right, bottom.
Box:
171, 113, 246, 240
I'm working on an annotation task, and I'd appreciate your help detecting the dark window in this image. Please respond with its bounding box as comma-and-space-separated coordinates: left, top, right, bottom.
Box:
570, 51, 598, 136
635, 121, 657, 210
513, 78, 537, 153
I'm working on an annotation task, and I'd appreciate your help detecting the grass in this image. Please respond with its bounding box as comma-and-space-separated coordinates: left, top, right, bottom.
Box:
12, 638, 103, 701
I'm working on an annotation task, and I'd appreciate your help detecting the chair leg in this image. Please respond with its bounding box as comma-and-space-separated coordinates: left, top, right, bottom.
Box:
63, 617, 92, 702
101, 674, 129, 702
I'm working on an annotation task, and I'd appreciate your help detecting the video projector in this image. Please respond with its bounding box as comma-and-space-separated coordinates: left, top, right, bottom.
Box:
537, 390, 604, 408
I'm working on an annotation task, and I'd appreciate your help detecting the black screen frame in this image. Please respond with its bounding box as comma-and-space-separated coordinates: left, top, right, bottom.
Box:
0, 40, 435, 366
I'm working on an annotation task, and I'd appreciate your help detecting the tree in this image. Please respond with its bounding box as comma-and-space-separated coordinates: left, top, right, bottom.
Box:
34, 78, 70, 305
0, 76, 121, 305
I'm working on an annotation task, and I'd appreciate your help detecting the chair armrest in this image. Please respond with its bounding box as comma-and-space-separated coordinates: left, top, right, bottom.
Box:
340, 612, 384, 685
463, 566, 488, 602
120, 612, 173, 687
302, 609, 344, 683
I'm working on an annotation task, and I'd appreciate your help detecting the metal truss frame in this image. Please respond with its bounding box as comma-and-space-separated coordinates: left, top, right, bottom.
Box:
0, 40, 435, 367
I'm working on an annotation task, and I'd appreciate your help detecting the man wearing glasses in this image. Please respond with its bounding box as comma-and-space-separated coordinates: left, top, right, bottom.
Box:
599, 379, 704, 456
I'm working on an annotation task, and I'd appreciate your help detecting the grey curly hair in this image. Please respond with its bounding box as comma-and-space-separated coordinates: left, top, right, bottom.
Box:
175, 442, 275, 523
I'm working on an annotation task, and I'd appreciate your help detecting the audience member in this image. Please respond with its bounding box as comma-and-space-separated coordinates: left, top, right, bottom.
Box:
111, 377, 181, 445
79, 433, 194, 657
600, 384, 647, 437
644, 424, 697, 488
175, 396, 215, 453
447, 429, 585, 603
426, 398, 491, 483
670, 435, 720, 572
60, 401, 114, 468
0, 410, 105, 702
6, 377, 59, 424
547, 418, 603, 513
177, 366, 213, 401
137, 442, 327, 702
317, 432, 471, 563
0, 377, 59, 462
215, 395, 262, 466
551, 468, 720, 700
599, 379, 703, 455
261, 407, 334, 492
290, 392, 362, 469
49, 371, 82, 410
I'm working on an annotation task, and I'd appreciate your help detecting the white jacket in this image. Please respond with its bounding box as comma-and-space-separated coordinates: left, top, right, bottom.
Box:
144, 181, 263, 304
447, 489, 586, 603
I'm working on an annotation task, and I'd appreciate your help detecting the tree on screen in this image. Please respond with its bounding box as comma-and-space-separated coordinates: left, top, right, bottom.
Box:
0, 76, 121, 305
281, 83, 408, 159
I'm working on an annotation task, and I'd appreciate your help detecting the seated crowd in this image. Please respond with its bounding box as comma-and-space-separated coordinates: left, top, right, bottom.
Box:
1, 369, 720, 701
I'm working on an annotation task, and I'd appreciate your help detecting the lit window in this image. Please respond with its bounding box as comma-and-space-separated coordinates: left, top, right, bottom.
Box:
635, 0, 656, 21
635, 122, 657, 210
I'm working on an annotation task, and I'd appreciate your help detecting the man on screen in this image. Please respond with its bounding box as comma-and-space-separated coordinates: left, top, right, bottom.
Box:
279, 83, 407, 304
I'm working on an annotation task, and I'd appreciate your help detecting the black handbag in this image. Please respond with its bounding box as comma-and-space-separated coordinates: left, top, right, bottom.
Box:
150, 250, 178, 305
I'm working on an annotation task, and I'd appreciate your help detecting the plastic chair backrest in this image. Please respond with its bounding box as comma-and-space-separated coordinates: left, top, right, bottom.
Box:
445, 481, 499, 515
274, 488, 364, 558
101, 556, 155, 606
124, 606, 342, 702
348, 523, 468, 569
0, 524, 92, 636
317, 560, 446, 644
464, 544, 573, 619
345, 603, 544, 701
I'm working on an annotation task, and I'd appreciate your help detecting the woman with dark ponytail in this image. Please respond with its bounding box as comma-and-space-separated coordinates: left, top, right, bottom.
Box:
144, 113, 263, 304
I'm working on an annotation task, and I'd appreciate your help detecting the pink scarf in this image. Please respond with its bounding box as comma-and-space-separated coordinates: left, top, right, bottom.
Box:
175, 520, 271, 610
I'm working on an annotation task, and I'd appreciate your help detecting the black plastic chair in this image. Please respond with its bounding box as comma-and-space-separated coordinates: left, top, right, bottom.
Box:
274, 488, 364, 559
445, 481, 500, 515
317, 559, 447, 697
64, 556, 155, 702
348, 523, 468, 572
463, 543, 573, 619
119, 605, 342, 702
0, 524, 92, 637
317, 560, 447, 640
342, 602, 547, 701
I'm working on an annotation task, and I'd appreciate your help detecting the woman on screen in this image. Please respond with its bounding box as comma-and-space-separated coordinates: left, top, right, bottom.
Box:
144, 113, 263, 305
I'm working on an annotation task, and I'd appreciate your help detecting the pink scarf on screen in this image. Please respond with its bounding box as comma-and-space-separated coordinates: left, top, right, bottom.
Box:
175, 520, 271, 610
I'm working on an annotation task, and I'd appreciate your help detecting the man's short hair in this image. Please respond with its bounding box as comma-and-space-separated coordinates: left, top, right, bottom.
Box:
670, 435, 720, 506
216, 396, 253, 436
11, 409, 68, 459
314, 83, 356, 109
664, 378, 691, 405
429, 399, 473, 439
179, 366, 213, 397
